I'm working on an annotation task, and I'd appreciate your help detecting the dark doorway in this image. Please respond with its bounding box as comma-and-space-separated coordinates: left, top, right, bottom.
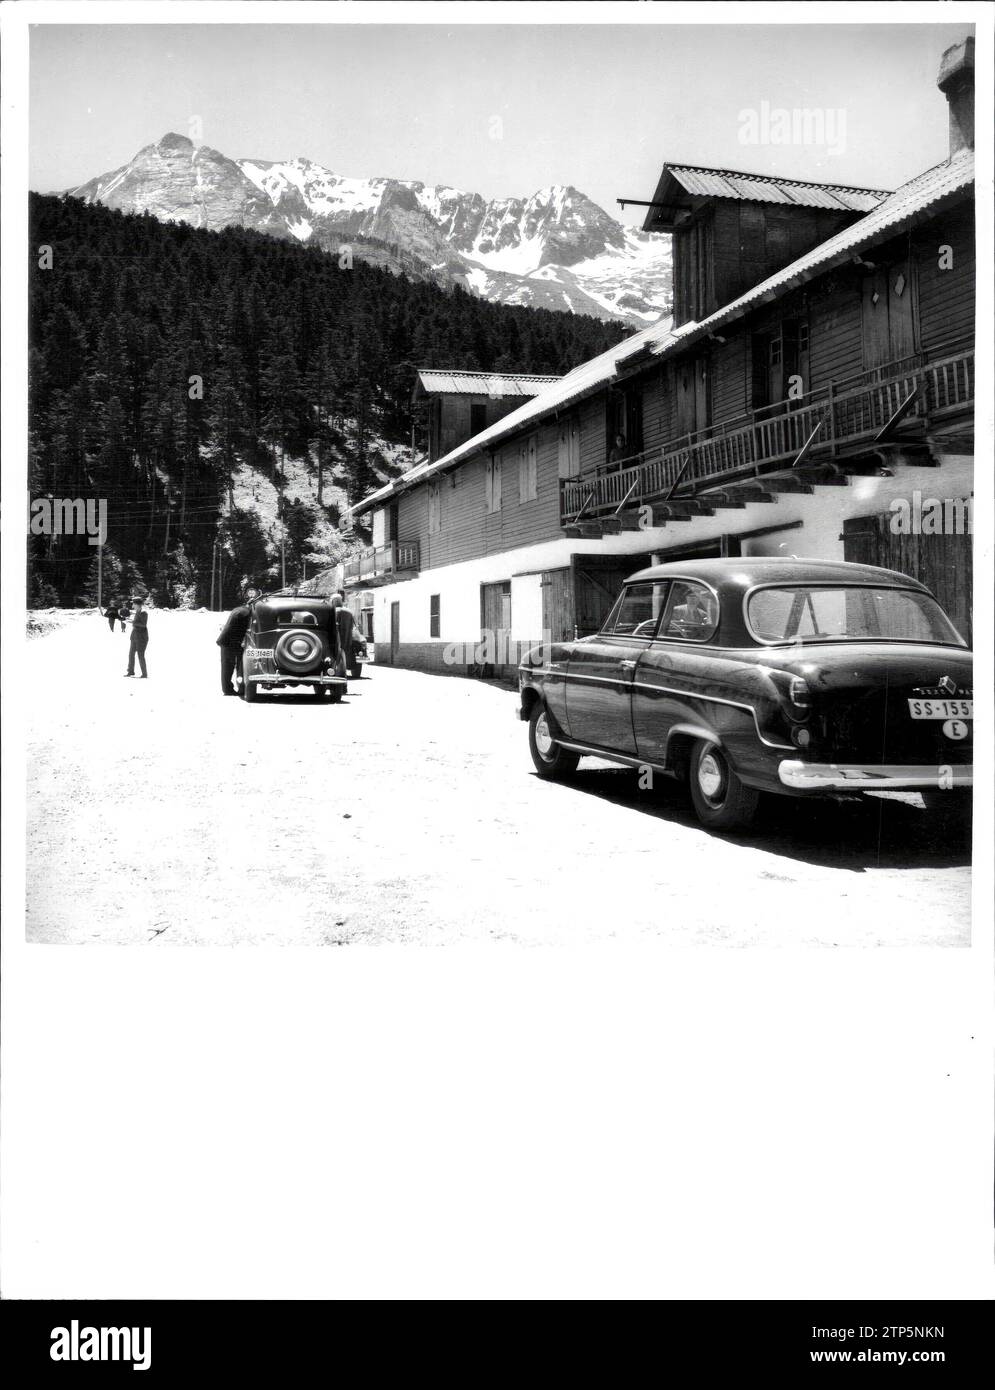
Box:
571, 553, 652, 637
389, 601, 400, 663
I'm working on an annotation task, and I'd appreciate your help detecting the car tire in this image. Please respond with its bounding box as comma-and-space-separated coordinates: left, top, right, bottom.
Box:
529, 703, 579, 780
328, 686, 344, 704
313, 684, 325, 699
688, 739, 759, 831
243, 677, 259, 704
349, 662, 362, 680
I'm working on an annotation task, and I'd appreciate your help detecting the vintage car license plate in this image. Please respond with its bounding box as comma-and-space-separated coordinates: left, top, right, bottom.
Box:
907, 698, 973, 720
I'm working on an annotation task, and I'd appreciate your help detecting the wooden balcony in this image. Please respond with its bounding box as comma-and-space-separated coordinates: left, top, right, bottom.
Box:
342, 539, 420, 587
560, 344, 974, 530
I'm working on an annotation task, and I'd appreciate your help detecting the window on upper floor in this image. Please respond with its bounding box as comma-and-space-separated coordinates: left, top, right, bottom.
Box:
518, 434, 537, 503
485, 455, 502, 513
470, 402, 487, 436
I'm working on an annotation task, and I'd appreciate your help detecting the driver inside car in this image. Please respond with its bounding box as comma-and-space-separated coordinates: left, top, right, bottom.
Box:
668, 585, 717, 636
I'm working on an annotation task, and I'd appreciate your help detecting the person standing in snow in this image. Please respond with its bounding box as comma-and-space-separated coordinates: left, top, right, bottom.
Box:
103, 600, 120, 633
124, 598, 149, 678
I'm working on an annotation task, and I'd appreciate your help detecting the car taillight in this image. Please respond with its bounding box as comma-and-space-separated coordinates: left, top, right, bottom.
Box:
789, 676, 811, 712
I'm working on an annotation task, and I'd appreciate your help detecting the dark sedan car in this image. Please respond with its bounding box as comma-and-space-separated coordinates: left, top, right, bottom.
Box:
518, 558, 972, 830
241, 596, 348, 703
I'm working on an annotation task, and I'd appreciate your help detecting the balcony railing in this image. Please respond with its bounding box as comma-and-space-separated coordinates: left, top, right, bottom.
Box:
561, 344, 974, 525
343, 539, 420, 586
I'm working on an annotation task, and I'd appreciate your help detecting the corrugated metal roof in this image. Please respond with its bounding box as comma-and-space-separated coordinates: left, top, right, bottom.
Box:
415, 369, 562, 397
666, 165, 888, 212
351, 151, 973, 517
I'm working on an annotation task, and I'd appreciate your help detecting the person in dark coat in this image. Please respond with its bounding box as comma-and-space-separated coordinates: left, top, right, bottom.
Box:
329, 592, 355, 674
104, 601, 120, 633
118, 601, 131, 632
217, 588, 259, 695
124, 599, 149, 678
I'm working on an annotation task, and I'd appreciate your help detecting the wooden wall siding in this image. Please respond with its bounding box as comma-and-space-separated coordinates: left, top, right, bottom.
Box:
711, 336, 748, 422
705, 202, 857, 320
433, 393, 530, 462
915, 206, 974, 354
808, 286, 864, 394
640, 370, 671, 452
395, 425, 563, 574
578, 396, 606, 473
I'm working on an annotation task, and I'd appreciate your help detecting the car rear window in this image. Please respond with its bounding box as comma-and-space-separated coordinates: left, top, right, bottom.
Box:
277, 610, 320, 626
746, 586, 965, 645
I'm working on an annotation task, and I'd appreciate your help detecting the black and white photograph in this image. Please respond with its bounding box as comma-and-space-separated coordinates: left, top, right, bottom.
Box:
2, 0, 993, 1321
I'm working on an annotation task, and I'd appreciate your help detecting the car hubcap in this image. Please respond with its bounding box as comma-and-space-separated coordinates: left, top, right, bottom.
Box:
698, 750, 726, 803
535, 712, 554, 758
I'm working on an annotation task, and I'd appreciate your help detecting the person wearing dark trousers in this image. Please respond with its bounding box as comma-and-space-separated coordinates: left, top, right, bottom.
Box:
217, 587, 259, 695
104, 602, 120, 633
125, 599, 149, 678
118, 602, 131, 633
330, 591, 357, 677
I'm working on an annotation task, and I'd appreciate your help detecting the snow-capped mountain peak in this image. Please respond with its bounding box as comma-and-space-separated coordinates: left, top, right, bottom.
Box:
66, 136, 672, 325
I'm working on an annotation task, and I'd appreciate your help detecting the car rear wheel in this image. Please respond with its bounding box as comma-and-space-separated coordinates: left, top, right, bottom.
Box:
349, 661, 363, 680
689, 739, 759, 831
529, 703, 579, 780
243, 677, 259, 703
328, 685, 344, 704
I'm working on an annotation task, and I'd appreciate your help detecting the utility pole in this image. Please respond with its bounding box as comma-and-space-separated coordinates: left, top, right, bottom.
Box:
209, 536, 217, 611
96, 533, 102, 612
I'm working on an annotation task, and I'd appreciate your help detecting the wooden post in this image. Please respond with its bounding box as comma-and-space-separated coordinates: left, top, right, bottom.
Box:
96, 535, 102, 612
209, 538, 217, 611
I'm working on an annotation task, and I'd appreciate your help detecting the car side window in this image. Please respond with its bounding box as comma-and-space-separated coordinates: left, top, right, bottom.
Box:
607, 582, 669, 638
658, 581, 719, 642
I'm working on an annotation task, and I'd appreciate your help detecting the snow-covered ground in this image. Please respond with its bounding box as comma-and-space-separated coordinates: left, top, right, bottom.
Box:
25, 611, 971, 946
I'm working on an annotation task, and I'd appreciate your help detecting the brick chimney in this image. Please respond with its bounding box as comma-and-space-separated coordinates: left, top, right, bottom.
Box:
937, 37, 975, 155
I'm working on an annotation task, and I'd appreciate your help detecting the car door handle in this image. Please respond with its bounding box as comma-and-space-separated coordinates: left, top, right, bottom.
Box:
620, 660, 637, 671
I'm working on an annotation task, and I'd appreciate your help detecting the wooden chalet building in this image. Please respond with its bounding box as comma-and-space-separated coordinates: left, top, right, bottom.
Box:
348, 39, 975, 676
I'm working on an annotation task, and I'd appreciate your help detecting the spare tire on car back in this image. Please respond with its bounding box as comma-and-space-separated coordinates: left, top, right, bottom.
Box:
274, 627, 323, 676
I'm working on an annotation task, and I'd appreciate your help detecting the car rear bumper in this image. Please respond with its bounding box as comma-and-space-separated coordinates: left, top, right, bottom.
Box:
244, 673, 347, 688
778, 760, 973, 791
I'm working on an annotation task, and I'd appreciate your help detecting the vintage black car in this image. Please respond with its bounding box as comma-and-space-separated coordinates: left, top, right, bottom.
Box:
518, 558, 973, 830
241, 595, 348, 703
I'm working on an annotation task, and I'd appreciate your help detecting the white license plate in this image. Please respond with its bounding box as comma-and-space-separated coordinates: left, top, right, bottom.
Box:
907, 698, 973, 720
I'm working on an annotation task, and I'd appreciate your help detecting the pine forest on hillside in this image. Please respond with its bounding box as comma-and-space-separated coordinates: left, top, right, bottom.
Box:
28, 192, 628, 608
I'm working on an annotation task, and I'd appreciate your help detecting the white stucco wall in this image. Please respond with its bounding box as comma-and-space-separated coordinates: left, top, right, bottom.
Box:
366, 454, 974, 647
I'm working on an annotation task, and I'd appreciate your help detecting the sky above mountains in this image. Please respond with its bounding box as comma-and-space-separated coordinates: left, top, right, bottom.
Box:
31, 20, 970, 225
